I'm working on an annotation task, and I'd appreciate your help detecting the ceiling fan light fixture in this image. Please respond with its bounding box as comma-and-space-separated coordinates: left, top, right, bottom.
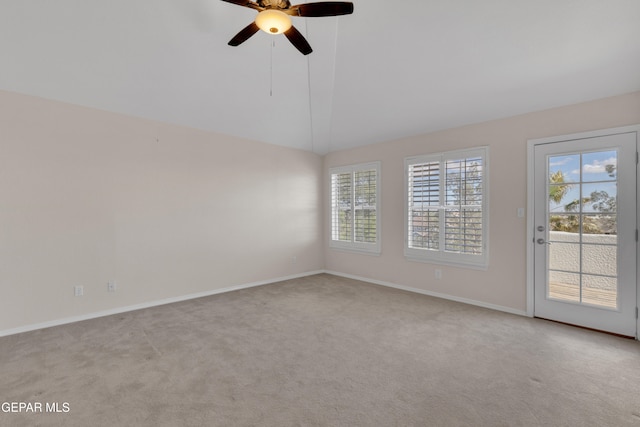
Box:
224, 0, 353, 55
255, 9, 292, 34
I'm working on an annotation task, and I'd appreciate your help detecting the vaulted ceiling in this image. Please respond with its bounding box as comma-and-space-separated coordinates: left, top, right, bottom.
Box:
1, 0, 638, 154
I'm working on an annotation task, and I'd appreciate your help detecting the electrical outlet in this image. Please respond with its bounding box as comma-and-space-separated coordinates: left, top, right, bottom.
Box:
292, 256, 297, 264
74, 286, 83, 297
435, 269, 442, 279
107, 281, 117, 292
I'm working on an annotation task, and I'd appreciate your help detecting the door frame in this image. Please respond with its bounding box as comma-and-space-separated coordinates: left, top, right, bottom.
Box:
526, 124, 640, 340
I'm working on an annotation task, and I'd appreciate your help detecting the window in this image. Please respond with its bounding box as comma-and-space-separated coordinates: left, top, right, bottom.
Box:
405, 147, 488, 268
330, 162, 381, 254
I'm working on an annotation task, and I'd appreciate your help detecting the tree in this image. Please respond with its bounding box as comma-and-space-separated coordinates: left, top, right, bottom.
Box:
548, 171, 578, 232
549, 170, 572, 204
548, 164, 617, 234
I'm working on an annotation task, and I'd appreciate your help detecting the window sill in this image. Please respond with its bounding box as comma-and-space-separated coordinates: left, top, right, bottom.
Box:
330, 242, 381, 256
404, 253, 488, 270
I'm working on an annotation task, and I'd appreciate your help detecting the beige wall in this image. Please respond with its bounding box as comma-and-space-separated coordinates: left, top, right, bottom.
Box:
0, 90, 324, 332
2, 89, 638, 333
324, 91, 640, 313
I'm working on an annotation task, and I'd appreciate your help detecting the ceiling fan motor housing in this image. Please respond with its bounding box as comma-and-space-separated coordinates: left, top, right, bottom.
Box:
258, 0, 291, 9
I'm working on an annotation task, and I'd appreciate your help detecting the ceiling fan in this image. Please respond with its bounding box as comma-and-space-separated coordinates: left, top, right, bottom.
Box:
221, 0, 354, 55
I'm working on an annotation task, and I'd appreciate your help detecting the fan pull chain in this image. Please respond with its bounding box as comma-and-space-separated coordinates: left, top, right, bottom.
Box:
269, 40, 275, 97
305, 20, 315, 153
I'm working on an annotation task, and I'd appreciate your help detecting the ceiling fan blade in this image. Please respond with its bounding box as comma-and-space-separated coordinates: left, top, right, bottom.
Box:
287, 2, 354, 17
220, 0, 262, 12
228, 22, 260, 46
284, 25, 313, 55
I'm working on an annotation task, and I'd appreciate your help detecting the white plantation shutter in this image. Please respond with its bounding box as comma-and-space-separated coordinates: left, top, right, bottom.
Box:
407, 160, 440, 250
354, 169, 377, 244
331, 172, 352, 242
444, 156, 483, 254
330, 162, 381, 254
405, 148, 488, 268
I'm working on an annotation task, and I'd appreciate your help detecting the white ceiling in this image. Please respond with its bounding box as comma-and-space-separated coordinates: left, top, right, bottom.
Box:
0, 0, 638, 154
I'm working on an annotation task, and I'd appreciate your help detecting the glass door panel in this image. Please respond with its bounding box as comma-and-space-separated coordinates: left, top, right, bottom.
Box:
546, 149, 618, 310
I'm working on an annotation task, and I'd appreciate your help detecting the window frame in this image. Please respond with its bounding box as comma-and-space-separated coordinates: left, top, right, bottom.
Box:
404, 147, 489, 269
329, 161, 381, 255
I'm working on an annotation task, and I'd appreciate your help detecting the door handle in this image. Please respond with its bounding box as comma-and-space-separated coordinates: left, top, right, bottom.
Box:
536, 238, 551, 245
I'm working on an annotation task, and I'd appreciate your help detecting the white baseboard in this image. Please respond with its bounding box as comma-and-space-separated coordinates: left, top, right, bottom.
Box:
0, 270, 324, 337
323, 270, 528, 317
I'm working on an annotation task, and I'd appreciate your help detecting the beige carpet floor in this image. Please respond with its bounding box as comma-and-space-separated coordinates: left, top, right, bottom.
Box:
1, 273, 639, 426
